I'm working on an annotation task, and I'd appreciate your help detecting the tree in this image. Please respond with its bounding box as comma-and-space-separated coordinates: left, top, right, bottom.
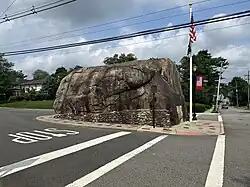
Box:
68, 65, 83, 73
54, 67, 68, 82
103, 53, 137, 65
0, 55, 26, 99
41, 67, 69, 99
33, 69, 49, 80
178, 50, 229, 106
228, 77, 248, 106
41, 75, 57, 100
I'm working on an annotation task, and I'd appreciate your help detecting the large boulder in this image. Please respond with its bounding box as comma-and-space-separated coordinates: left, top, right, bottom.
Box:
53, 58, 187, 126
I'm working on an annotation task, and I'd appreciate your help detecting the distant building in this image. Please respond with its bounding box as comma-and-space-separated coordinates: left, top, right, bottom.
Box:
13, 79, 44, 96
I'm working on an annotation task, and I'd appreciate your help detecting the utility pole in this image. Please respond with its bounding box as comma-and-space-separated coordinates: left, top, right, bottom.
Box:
215, 62, 223, 112
244, 70, 250, 109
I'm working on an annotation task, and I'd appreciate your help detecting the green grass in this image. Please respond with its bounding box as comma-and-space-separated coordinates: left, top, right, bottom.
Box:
0, 100, 54, 109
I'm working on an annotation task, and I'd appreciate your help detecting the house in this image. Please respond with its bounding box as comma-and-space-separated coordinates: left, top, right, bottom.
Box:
13, 79, 44, 96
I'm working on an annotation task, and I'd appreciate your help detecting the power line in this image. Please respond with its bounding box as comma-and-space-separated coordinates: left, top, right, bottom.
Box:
1, 0, 249, 49
2, 9, 250, 56
0, 0, 218, 47
38, 22, 250, 56
3, 10, 250, 56
0, 0, 77, 24
0, 0, 18, 18
6, 0, 71, 18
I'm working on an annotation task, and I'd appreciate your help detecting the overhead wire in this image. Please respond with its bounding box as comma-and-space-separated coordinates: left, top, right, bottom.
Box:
39, 22, 250, 56
0, 0, 18, 18
0, 0, 218, 47
2, 9, 250, 56
1, 0, 250, 49
3, 0, 64, 16
0, 0, 77, 24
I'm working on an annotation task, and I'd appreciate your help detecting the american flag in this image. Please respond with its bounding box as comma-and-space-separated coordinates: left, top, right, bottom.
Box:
187, 12, 196, 55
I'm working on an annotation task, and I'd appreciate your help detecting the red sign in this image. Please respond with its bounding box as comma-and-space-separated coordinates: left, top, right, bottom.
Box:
196, 76, 203, 91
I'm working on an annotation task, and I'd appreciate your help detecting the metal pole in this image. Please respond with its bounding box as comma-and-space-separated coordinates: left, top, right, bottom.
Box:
192, 70, 197, 120
189, 2, 193, 122
248, 70, 249, 109
152, 93, 155, 128
215, 62, 223, 112
236, 80, 239, 107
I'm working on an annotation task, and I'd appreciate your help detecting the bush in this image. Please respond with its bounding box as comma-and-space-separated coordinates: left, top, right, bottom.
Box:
8, 96, 25, 102
185, 102, 206, 113
34, 93, 48, 101
205, 104, 212, 109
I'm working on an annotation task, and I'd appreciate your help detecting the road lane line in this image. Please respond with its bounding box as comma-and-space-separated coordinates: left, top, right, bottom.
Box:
0, 131, 131, 178
65, 135, 168, 187
218, 114, 225, 135
218, 115, 223, 122
205, 135, 225, 187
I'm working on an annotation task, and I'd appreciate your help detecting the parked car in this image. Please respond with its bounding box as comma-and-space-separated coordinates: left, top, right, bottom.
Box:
222, 104, 228, 109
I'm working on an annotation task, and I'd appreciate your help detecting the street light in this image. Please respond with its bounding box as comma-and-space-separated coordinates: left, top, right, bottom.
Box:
192, 64, 197, 120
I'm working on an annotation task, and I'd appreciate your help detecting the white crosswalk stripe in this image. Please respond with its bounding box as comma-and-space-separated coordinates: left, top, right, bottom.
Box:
0, 131, 131, 178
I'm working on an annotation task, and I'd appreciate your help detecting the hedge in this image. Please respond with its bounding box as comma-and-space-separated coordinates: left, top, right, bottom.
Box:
185, 102, 207, 113
8, 93, 49, 102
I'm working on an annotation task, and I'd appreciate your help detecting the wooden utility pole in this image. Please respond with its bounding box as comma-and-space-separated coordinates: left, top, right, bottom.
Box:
244, 70, 250, 109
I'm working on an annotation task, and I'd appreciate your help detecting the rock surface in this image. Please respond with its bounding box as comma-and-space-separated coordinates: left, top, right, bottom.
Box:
53, 58, 187, 125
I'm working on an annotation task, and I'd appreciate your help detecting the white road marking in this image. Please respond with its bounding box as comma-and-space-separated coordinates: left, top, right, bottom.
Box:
0, 131, 131, 178
9, 128, 80, 144
205, 135, 225, 187
218, 114, 225, 135
65, 135, 168, 187
218, 115, 223, 122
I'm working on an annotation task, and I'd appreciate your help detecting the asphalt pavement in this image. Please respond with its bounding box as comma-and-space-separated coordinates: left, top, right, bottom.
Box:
220, 107, 250, 187
0, 107, 248, 187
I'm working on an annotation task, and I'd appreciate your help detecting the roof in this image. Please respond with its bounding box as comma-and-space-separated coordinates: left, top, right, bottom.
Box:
20, 79, 44, 86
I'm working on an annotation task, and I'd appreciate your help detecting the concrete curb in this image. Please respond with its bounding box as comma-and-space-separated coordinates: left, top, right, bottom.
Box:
36, 115, 221, 136
218, 113, 225, 135
36, 116, 141, 131
0, 107, 53, 111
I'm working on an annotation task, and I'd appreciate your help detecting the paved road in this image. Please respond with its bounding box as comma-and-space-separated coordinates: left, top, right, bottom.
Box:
220, 107, 250, 187
0, 107, 247, 187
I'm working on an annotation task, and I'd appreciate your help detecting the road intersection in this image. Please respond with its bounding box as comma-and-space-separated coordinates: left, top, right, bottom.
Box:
0, 107, 249, 187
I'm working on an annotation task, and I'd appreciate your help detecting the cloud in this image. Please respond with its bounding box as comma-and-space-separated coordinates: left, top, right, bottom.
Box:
0, 0, 249, 82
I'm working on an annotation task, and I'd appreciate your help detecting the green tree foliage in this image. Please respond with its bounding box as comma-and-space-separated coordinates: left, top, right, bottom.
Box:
41, 67, 69, 99
68, 65, 83, 73
220, 83, 230, 98
178, 50, 229, 106
0, 55, 26, 99
103, 53, 137, 65
228, 77, 248, 106
33, 69, 49, 80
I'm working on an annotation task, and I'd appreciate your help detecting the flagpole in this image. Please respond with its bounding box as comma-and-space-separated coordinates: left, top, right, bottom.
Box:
189, 2, 193, 122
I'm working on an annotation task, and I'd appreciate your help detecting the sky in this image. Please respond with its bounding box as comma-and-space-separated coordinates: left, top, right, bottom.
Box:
0, 0, 250, 82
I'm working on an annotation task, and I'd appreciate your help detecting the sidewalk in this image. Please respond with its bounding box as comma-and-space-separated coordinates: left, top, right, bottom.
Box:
138, 119, 222, 135
37, 114, 223, 136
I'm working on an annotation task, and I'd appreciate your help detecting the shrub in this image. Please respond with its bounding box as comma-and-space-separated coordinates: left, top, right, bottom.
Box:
34, 93, 48, 101
185, 102, 206, 113
8, 96, 25, 102
205, 104, 212, 109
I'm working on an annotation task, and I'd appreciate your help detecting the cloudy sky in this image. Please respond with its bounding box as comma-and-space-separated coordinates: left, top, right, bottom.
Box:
0, 0, 250, 82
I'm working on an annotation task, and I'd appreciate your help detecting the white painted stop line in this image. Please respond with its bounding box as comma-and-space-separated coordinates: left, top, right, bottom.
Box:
0, 131, 131, 178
